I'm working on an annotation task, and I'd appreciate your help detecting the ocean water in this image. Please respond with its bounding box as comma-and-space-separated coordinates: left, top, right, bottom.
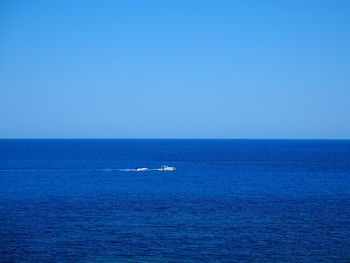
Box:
0, 139, 349, 262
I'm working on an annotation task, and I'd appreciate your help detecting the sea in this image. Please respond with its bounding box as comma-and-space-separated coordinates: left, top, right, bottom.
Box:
0, 139, 349, 262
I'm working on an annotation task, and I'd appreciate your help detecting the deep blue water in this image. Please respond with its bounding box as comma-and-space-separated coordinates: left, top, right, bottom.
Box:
0, 139, 350, 262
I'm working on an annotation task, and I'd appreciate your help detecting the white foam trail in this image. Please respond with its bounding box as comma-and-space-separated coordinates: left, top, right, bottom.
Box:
0, 168, 165, 172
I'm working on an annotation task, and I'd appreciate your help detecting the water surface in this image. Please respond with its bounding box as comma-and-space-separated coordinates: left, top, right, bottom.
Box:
0, 139, 349, 262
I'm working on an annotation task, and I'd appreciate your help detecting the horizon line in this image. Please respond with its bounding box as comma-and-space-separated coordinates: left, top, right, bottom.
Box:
1, 138, 350, 140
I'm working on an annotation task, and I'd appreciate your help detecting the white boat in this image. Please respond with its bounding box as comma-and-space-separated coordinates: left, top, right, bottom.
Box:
160, 165, 176, 171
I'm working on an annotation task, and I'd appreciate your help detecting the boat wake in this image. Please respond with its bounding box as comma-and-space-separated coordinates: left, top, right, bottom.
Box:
0, 166, 176, 172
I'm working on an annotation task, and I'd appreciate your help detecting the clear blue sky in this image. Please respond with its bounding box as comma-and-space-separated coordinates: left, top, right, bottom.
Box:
1, 0, 349, 139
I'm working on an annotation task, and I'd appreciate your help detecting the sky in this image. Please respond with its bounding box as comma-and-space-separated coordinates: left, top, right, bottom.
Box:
0, 0, 350, 139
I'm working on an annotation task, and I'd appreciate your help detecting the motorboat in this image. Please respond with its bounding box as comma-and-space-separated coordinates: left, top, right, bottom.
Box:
159, 165, 176, 171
